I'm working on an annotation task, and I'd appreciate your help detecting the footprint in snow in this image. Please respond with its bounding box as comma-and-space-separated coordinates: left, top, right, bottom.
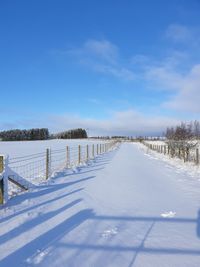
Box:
101, 227, 118, 238
161, 211, 176, 218
26, 248, 50, 265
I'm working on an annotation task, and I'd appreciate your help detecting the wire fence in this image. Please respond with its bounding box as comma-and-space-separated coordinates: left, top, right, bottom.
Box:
8, 152, 46, 182
0, 141, 118, 204
143, 141, 200, 165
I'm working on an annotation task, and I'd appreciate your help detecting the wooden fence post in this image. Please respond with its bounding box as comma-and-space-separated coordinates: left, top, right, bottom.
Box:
87, 145, 89, 161
183, 149, 186, 162
66, 146, 69, 167
186, 147, 189, 162
78, 145, 81, 164
46, 148, 50, 180
0, 156, 4, 204
0, 178, 4, 205
0, 156, 3, 173
196, 148, 199, 165
92, 144, 94, 158
178, 147, 181, 159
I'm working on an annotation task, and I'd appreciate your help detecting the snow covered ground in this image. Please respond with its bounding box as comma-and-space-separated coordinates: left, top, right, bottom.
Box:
0, 139, 108, 197
145, 139, 200, 150
144, 140, 166, 146
141, 143, 200, 178
0, 139, 105, 158
1, 142, 200, 267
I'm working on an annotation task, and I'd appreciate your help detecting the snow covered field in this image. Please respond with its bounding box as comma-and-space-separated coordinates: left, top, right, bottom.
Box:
0, 139, 108, 196
1, 142, 200, 267
0, 139, 105, 158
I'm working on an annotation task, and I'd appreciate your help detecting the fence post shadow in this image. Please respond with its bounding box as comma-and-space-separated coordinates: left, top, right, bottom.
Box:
197, 209, 200, 238
0, 209, 95, 267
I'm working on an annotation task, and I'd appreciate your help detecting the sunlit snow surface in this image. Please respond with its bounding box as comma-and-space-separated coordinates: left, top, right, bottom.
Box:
0, 143, 200, 267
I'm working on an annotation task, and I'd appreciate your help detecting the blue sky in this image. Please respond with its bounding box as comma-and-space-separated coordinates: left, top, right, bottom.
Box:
0, 0, 200, 136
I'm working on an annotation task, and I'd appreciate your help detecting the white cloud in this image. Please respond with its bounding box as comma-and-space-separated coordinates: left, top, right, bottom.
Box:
163, 64, 200, 112
130, 54, 150, 65
92, 64, 135, 81
44, 110, 179, 136
165, 23, 200, 49
165, 24, 192, 43
63, 33, 200, 114
67, 39, 135, 81
146, 65, 184, 91
145, 60, 200, 113
84, 39, 118, 64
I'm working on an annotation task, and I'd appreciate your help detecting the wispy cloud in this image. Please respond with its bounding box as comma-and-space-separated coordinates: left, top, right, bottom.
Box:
60, 26, 200, 115
0, 109, 179, 136
86, 98, 102, 105
163, 64, 200, 112
130, 54, 150, 66
67, 39, 135, 81
145, 61, 200, 113
45, 110, 179, 136
127, 24, 200, 114
90, 64, 135, 81
165, 23, 200, 49
165, 24, 192, 43
84, 39, 118, 64
145, 65, 184, 91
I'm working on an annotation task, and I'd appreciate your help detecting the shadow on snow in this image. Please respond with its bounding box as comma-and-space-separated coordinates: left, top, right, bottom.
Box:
0, 148, 200, 266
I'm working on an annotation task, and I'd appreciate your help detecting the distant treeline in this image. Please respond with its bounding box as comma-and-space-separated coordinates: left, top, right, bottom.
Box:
165, 120, 200, 140
0, 127, 88, 141
54, 128, 87, 139
0, 128, 49, 141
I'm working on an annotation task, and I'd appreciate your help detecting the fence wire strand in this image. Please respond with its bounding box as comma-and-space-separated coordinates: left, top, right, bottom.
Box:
7, 142, 117, 188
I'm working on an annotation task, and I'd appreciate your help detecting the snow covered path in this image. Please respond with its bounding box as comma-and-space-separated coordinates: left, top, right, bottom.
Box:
1, 143, 200, 267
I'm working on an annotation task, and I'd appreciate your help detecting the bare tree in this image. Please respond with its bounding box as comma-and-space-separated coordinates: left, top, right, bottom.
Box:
165, 121, 198, 160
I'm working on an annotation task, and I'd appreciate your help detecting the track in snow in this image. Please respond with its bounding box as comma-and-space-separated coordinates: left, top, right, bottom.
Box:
0, 143, 200, 267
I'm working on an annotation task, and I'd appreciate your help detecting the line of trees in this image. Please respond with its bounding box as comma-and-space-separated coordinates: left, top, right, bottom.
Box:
0, 127, 88, 141
165, 121, 200, 140
54, 128, 87, 139
0, 128, 49, 141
